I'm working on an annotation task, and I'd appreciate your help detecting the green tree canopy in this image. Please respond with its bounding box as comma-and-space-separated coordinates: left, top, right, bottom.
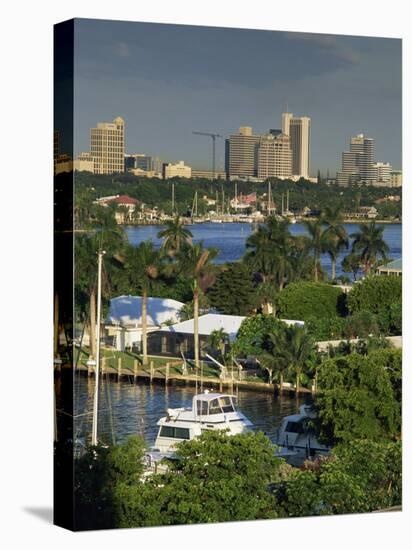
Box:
207, 262, 257, 315
276, 282, 347, 321
314, 350, 401, 445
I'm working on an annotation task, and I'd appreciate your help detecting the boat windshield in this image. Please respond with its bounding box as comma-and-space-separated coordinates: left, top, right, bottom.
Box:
219, 396, 236, 413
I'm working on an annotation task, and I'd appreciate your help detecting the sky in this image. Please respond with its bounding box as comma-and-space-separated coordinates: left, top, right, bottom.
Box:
73, 18, 402, 175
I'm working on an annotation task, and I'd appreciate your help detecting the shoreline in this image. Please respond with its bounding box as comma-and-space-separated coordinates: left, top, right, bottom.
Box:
119, 218, 402, 227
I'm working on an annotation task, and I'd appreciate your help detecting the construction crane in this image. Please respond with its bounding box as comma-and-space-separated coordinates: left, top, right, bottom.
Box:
192, 131, 222, 180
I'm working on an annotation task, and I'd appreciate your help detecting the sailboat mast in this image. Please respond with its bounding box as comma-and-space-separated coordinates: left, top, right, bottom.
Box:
91, 249, 105, 446
268, 181, 272, 216
172, 183, 175, 215
281, 193, 284, 216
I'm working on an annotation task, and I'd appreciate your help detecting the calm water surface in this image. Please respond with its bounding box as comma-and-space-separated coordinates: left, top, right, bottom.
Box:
73, 375, 306, 448
125, 222, 402, 279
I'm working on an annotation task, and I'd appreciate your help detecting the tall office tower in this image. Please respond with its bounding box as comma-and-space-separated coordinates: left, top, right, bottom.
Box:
257, 133, 292, 179
226, 126, 260, 178
281, 112, 293, 136
289, 117, 311, 178
281, 113, 311, 178
90, 116, 125, 174
336, 133, 375, 186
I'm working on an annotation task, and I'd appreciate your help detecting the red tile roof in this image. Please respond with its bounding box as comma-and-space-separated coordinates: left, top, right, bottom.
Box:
108, 195, 140, 205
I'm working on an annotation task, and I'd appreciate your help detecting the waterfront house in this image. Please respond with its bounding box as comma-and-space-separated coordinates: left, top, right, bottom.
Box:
148, 313, 304, 359
376, 258, 402, 277
104, 296, 184, 352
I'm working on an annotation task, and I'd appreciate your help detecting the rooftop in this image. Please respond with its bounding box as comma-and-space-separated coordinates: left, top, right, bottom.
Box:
159, 313, 304, 341
377, 258, 402, 272
106, 296, 184, 327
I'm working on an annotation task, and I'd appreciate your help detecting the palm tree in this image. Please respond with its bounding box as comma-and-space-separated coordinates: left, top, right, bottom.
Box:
303, 219, 327, 282
158, 216, 193, 257
124, 242, 162, 365
245, 218, 295, 311
208, 328, 229, 364
258, 328, 289, 394
324, 234, 349, 281
350, 222, 389, 275
284, 325, 314, 396
322, 206, 349, 281
342, 252, 362, 281
177, 242, 218, 369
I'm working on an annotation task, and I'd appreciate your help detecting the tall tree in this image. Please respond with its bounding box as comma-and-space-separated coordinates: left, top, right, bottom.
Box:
283, 325, 314, 396
124, 242, 162, 365
177, 242, 218, 369
157, 215, 193, 257
245, 217, 295, 312
350, 222, 389, 275
303, 219, 327, 282
258, 327, 289, 393
322, 206, 349, 280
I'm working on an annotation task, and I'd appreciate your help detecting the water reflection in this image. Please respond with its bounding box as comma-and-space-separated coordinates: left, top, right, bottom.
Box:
73, 375, 308, 447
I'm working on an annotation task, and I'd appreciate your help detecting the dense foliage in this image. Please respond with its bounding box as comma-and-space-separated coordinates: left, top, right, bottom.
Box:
207, 262, 257, 315
74, 431, 402, 529
348, 276, 402, 335
275, 282, 347, 320
314, 349, 401, 445
278, 439, 401, 516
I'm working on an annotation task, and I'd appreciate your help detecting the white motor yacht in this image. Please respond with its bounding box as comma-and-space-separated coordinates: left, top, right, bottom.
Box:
151, 390, 253, 454
275, 404, 331, 460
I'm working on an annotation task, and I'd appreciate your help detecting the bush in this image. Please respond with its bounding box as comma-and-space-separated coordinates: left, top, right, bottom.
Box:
345, 310, 379, 339
279, 439, 401, 516
233, 314, 286, 357
315, 350, 401, 445
306, 316, 347, 341
348, 276, 402, 316
276, 282, 347, 321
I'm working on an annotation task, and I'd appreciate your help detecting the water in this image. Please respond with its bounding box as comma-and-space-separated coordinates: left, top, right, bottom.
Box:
125, 222, 402, 279
73, 375, 304, 448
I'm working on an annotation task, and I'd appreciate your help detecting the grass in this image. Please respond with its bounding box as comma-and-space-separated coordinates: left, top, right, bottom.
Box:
60, 345, 268, 383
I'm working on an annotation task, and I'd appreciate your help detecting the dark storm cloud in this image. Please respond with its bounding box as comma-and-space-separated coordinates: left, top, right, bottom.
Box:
73, 18, 402, 173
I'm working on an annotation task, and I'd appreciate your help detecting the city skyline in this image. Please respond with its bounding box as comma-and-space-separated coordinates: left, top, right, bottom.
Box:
73, 19, 401, 174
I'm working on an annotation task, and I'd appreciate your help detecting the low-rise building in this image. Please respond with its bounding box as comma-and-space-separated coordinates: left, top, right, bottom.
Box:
95, 194, 142, 223
105, 296, 185, 351
376, 258, 402, 277
148, 313, 304, 358
390, 170, 402, 187
163, 160, 192, 179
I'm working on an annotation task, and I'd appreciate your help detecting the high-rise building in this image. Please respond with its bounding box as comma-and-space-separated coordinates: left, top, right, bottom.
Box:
337, 133, 375, 186
90, 116, 125, 174
226, 126, 260, 178
289, 117, 311, 178
282, 113, 311, 179
257, 133, 292, 179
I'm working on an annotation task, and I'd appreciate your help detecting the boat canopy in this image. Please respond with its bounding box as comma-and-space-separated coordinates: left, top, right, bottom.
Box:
193, 393, 237, 416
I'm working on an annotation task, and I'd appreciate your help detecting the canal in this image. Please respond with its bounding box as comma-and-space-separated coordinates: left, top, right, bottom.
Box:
72, 374, 308, 448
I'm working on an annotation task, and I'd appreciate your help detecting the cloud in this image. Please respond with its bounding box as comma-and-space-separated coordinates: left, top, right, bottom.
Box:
283, 31, 361, 65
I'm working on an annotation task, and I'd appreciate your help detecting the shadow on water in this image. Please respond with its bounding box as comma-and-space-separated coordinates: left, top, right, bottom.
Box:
23, 506, 53, 524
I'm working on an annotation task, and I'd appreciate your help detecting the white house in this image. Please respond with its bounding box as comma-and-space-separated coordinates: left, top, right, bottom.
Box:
148, 313, 304, 358
105, 296, 184, 351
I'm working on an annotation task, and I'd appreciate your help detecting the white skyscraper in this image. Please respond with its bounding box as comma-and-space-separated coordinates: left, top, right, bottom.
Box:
281, 113, 311, 179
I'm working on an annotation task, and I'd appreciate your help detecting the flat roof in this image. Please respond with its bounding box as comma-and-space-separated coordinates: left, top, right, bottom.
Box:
158, 313, 304, 340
